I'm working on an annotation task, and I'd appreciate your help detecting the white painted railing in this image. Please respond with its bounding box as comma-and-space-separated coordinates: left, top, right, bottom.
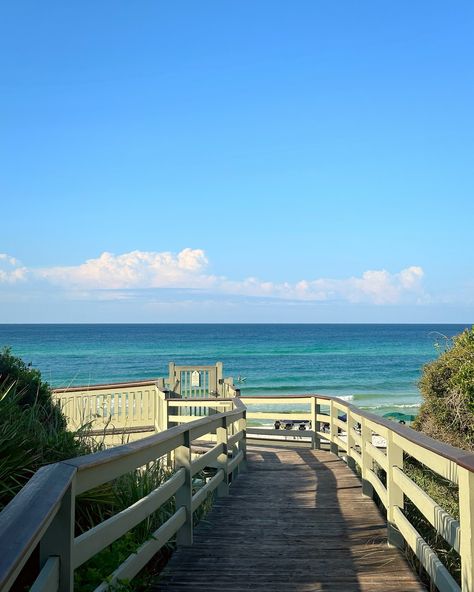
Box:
2, 381, 474, 592
0, 398, 246, 592
240, 394, 473, 592
52, 379, 167, 433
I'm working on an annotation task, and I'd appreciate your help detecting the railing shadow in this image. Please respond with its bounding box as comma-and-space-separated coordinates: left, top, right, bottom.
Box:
292, 449, 363, 592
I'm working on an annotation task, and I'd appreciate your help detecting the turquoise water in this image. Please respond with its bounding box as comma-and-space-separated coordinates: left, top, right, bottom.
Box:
0, 324, 468, 416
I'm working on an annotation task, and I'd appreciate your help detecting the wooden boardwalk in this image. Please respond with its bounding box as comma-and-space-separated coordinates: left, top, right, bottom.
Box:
156, 446, 424, 592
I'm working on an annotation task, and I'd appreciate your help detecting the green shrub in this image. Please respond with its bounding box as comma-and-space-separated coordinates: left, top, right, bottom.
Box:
0, 350, 98, 509
414, 326, 474, 450
0, 351, 216, 591
0, 382, 100, 510
0, 346, 65, 427
405, 328, 474, 588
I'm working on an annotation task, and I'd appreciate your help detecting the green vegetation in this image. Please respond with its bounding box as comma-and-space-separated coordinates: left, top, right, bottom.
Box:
74, 465, 214, 592
401, 327, 474, 588
0, 350, 215, 591
0, 346, 64, 425
0, 348, 95, 509
75, 461, 176, 592
414, 326, 474, 450
403, 457, 461, 586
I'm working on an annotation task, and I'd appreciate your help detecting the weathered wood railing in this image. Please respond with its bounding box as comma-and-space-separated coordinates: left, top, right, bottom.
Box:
52, 363, 237, 442
0, 398, 246, 592
52, 379, 167, 434
239, 395, 474, 592
3, 380, 474, 592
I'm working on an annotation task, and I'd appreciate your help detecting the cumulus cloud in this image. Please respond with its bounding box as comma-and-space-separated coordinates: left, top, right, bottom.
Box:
0, 254, 28, 283
4, 248, 426, 305
38, 249, 210, 289
221, 266, 424, 304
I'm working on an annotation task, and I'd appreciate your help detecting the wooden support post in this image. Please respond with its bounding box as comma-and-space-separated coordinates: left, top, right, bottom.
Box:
459, 465, 474, 592
154, 389, 166, 433
175, 433, 193, 546
216, 362, 223, 396
386, 431, 404, 548
40, 476, 75, 592
168, 362, 176, 393
346, 409, 356, 472
311, 397, 321, 450
239, 411, 248, 472
329, 400, 339, 456
166, 400, 173, 468
360, 417, 374, 498
216, 417, 230, 496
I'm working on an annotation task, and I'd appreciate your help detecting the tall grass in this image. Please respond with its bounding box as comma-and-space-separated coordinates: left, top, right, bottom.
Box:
75, 461, 176, 592
0, 381, 98, 510
0, 350, 216, 591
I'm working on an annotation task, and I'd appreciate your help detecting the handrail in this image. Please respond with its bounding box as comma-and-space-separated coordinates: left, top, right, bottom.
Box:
243, 394, 474, 467
0, 464, 77, 592
0, 398, 247, 592
52, 379, 165, 393
238, 393, 474, 592
52, 382, 167, 437
4, 381, 474, 592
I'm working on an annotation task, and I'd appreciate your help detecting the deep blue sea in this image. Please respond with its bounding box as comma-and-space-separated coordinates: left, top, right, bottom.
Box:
0, 324, 469, 416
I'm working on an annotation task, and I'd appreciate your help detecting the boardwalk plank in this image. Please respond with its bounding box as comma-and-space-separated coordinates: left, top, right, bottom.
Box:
155, 446, 425, 592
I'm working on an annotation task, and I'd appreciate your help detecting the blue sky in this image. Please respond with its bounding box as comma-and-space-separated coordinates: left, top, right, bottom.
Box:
0, 1, 473, 322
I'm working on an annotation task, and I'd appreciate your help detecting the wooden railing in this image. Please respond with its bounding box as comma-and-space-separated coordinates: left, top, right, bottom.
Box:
52, 379, 167, 433
52, 372, 241, 445
2, 384, 474, 592
0, 398, 246, 592
240, 395, 474, 592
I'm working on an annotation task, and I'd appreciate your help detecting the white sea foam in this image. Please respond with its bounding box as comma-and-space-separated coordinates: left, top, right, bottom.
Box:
362, 403, 420, 410
338, 395, 354, 402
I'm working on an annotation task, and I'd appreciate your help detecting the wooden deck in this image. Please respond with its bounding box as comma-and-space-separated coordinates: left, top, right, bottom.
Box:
156, 446, 425, 592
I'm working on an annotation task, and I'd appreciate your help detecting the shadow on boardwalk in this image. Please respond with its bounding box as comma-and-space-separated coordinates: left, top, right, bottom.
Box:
155, 446, 424, 592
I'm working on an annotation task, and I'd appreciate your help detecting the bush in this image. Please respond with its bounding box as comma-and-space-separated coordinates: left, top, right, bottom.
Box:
413, 326, 474, 451
405, 328, 474, 588
0, 351, 215, 590
0, 382, 97, 510
0, 350, 97, 509
0, 346, 65, 428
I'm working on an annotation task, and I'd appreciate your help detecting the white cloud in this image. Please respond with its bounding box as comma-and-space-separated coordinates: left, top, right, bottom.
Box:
38, 249, 210, 289
0, 254, 28, 283
3, 248, 426, 305
398, 266, 424, 289
220, 266, 424, 304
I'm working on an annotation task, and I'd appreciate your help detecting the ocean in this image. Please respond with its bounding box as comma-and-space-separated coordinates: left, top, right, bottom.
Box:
0, 324, 468, 416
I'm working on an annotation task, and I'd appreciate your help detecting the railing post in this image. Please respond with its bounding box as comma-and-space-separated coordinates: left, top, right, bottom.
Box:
168, 362, 177, 394
216, 416, 230, 496
154, 388, 167, 433
459, 465, 474, 591
346, 409, 356, 471
360, 417, 374, 498
238, 410, 247, 472
165, 399, 174, 468
329, 400, 339, 456
216, 362, 223, 396
386, 431, 404, 548
39, 475, 75, 592
310, 397, 321, 450
175, 432, 193, 546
